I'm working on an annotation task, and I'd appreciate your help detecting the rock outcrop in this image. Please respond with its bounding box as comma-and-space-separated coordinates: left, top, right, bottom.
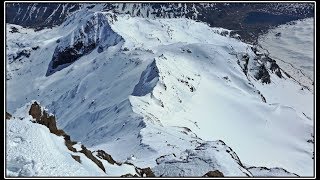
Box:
6, 112, 12, 120
46, 12, 123, 76
95, 150, 119, 165
28, 101, 106, 172
203, 170, 224, 177
135, 167, 156, 177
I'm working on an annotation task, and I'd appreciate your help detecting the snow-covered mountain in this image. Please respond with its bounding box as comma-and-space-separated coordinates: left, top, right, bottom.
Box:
5, 6, 314, 177
6, 3, 314, 27
6, 3, 314, 43
258, 18, 314, 92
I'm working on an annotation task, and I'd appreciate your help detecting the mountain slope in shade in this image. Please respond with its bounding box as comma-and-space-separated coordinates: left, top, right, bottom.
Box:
6, 9, 313, 177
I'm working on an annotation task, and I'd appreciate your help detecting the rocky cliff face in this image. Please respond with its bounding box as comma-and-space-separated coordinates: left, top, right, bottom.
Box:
46, 12, 123, 76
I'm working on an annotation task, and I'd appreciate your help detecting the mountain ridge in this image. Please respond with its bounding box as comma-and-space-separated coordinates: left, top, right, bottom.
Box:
6, 7, 314, 177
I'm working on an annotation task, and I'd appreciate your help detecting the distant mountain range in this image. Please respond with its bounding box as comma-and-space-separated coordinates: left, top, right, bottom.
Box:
6, 3, 314, 43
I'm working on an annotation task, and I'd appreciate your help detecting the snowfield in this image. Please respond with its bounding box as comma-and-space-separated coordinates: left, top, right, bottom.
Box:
6, 9, 314, 177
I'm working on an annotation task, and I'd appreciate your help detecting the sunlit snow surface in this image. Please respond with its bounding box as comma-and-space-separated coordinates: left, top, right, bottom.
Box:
6, 10, 314, 177
258, 18, 314, 91
6, 103, 137, 176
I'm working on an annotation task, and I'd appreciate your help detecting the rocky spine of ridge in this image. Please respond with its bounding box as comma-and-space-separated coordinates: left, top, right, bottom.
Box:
28, 101, 106, 172
28, 101, 157, 176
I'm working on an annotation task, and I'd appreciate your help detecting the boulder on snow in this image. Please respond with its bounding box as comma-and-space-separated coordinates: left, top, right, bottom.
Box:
203, 170, 224, 177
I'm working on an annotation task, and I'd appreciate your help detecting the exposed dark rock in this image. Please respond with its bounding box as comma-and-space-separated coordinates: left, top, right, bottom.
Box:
79, 145, 106, 172
220, 30, 229, 37
260, 94, 267, 103
9, 26, 19, 33
32, 46, 40, 50
13, 49, 31, 61
251, 46, 258, 54
71, 155, 81, 163
6, 112, 12, 120
29, 102, 59, 134
255, 65, 271, 84
269, 60, 282, 78
52, 41, 95, 69
97, 45, 104, 53
65, 139, 77, 152
95, 149, 119, 165
136, 167, 155, 177
120, 173, 134, 177
28, 102, 42, 122
28, 101, 106, 172
230, 31, 241, 40
242, 54, 250, 75
283, 71, 291, 78
41, 111, 59, 133
203, 170, 224, 177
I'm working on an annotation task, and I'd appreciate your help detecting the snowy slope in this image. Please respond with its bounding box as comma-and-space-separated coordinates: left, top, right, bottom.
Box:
6, 9, 314, 177
6, 102, 139, 177
258, 18, 314, 91
6, 103, 105, 176
111, 15, 313, 176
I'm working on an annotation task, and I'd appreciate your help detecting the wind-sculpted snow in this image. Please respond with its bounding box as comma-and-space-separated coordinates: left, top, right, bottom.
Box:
6, 11, 313, 176
46, 12, 123, 76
